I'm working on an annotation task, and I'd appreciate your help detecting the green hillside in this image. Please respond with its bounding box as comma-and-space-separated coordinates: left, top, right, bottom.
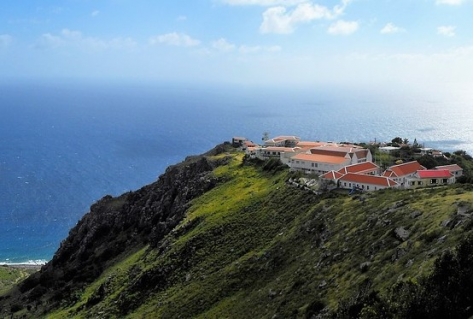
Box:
1, 147, 472, 318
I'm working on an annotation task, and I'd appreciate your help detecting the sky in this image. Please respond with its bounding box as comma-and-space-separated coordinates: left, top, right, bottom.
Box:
0, 0, 472, 89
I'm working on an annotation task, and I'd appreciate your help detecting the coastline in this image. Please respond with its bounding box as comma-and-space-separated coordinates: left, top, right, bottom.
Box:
1, 261, 45, 271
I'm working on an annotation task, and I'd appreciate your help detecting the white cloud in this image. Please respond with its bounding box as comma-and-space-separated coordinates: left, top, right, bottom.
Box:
149, 32, 200, 47
328, 20, 358, 35
91, 10, 100, 17
0, 34, 13, 48
212, 38, 236, 52
437, 25, 456, 37
33, 29, 137, 51
34, 33, 63, 49
221, 0, 306, 6
239, 44, 281, 53
177, 15, 187, 21
435, 0, 465, 5
380, 23, 405, 34
259, 1, 352, 34
332, 0, 353, 16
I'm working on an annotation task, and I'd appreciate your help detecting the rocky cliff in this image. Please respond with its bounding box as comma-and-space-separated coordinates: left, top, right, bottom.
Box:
0, 144, 472, 319
1, 143, 233, 316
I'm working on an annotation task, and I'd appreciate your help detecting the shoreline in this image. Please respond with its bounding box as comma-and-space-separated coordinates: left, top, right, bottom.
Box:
1, 262, 45, 271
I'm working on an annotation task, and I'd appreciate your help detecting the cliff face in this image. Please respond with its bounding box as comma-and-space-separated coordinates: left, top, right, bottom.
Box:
9, 143, 233, 313
0, 144, 472, 319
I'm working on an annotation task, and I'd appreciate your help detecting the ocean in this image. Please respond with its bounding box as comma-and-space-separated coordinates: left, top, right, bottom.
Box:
0, 80, 472, 264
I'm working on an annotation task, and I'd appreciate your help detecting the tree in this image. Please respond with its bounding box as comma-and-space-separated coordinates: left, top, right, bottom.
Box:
413, 138, 419, 148
417, 155, 438, 169
392, 137, 403, 144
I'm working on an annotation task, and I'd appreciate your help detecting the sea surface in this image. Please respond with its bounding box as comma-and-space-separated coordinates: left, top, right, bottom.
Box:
0, 80, 472, 264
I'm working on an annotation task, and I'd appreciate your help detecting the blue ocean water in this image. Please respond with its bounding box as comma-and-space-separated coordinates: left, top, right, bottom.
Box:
0, 80, 472, 264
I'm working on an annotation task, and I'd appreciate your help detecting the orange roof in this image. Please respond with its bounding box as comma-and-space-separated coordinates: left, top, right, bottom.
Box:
321, 170, 344, 180
263, 146, 300, 152
417, 169, 452, 179
383, 161, 425, 177
435, 164, 463, 172
295, 141, 327, 149
310, 149, 348, 157
267, 135, 300, 142
340, 173, 398, 187
291, 153, 349, 164
337, 162, 379, 174
309, 146, 368, 158
313, 145, 364, 152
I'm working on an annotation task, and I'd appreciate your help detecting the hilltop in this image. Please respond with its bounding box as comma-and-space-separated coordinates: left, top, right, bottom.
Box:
0, 143, 472, 318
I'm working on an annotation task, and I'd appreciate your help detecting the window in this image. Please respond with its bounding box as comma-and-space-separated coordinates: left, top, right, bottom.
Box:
430, 179, 437, 184
410, 181, 415, 186
442, 179, 448, 184
344, 182, 347, 186
418, 181, 422, 185
366, 185, 369, 190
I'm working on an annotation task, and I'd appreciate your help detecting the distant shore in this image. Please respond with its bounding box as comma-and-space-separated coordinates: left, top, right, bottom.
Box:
1, 263, 44, 271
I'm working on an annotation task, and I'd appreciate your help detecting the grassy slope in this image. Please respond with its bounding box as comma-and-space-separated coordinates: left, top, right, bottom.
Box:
0, 266, 37, 296
45, 152, 472, 318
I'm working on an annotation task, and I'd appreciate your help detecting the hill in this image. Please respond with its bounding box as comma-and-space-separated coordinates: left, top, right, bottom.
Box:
0, 143, 472, 318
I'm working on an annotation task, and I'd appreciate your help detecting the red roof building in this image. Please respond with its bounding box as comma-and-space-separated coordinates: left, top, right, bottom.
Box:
406, 169, 455, 188
435, 164, 463, 177
416, 169, 452, 179
339, 173, 399, 191
382, 161, 426, 187
337, 161, 380, 175
320, 170, 344, 181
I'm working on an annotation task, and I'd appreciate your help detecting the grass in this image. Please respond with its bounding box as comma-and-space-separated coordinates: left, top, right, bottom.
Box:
0, 266, 37, 295
17, 151, 472, 318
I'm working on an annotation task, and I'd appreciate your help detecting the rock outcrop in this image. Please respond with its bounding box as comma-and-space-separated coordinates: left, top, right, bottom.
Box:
13, 143, 232, 311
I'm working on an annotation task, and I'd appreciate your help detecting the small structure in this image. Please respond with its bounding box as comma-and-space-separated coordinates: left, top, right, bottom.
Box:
320, 170, 344, 184
289, 152, 351, 174
419, 147, 433, 155
379, 146, 400, 153
295, 141, 335, 150
289, 145, 373, 174
337, 161, 380, 175
406, 169, 455, 188
264, 136, 301, 147
338, 173, 399, 191
382, 161, 426, 187
435, 164, 463, 178
232, 136, 247, 147
254, 146, 302, 165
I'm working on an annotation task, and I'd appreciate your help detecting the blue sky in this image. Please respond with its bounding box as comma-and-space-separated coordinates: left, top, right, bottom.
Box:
0, 0, 472, 89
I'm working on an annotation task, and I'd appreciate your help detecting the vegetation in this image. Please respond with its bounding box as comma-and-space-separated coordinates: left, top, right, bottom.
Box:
0, 147, 472, 318
0, 266, 37, 296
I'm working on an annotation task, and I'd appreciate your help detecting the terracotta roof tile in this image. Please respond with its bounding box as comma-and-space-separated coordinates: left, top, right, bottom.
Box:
321, 170, 344, 180
337, 162, 379, 174
340, 173, 398, 187
263, 146, 300, 152
291, 153, 349, 164
309, 149, 347, 157
417, 169, 453, 178
296, 141, 327, 149
383, 161, 426, 177
435, 164, 463, 172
